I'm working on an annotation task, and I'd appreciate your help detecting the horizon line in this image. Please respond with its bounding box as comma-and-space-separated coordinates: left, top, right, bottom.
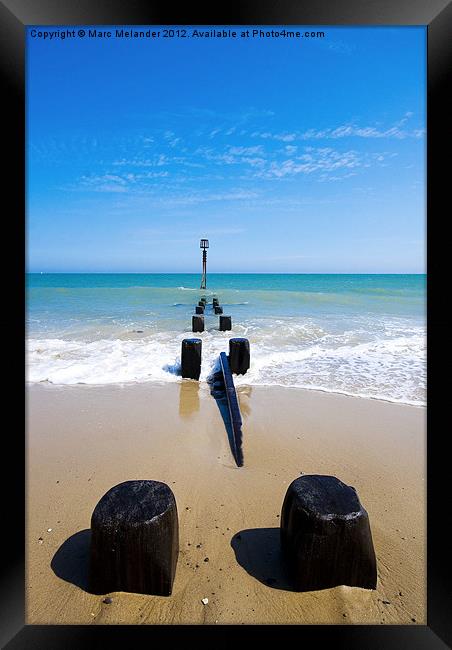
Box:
26, 271, 426, 275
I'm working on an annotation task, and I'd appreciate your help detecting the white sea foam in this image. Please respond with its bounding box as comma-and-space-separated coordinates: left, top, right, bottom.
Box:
26, 320, 426, 405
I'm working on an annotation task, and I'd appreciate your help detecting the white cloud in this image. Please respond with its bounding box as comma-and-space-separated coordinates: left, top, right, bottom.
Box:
163, 130, 181, 148
79, 174, 129, 192
162, 190, 259, 205
227, 145, 264, 155
113, 154, 171, 167
252, 131, 297, 142
251, 114, 424, 142
255, 148, 363, 179
209, 128, 222, 139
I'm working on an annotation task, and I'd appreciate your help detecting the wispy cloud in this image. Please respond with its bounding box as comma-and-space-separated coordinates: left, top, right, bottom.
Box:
163, 130, 181, 148
251, 131, 297, 142
77, 169, 170, 193
172, 190, 258, 205
72, 140, 399, 195
227, 145, 264, 156
251, 113, 424, 142
79, 173, 128, 193
58, 109, 419, 200
194, 145, 266, 169
113, 154, 170, 167
254, 148, 362, 179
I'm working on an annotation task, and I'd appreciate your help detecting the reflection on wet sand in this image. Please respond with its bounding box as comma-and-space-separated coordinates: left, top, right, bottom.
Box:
178, 380, 200, 418
237, 385, 252, 418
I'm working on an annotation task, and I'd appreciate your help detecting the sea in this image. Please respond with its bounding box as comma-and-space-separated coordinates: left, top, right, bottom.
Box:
26, 273, 426, 406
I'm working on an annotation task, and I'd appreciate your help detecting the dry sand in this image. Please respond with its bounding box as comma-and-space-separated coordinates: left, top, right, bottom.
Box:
26, 382, 425, 625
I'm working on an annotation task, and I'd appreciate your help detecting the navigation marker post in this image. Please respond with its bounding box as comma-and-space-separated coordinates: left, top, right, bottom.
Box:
200, 239, 209, 290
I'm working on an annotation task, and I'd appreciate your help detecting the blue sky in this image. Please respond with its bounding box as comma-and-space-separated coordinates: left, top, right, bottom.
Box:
27, 26, 426, 273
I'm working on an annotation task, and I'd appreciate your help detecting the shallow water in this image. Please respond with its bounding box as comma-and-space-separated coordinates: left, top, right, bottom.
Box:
26, 273, 426, 405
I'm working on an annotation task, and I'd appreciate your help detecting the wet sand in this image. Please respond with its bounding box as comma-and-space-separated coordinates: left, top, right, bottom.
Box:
26, 382, 425, 625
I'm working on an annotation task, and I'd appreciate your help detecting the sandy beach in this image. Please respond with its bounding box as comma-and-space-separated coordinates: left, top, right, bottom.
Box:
26, 382, 425, 625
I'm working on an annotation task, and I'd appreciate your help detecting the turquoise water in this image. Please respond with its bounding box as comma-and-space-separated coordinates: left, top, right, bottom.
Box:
26, 273, 426, 404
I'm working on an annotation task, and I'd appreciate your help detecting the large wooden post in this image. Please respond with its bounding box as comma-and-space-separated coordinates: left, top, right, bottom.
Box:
89, 480, 179, 596
280, 475, 377, 591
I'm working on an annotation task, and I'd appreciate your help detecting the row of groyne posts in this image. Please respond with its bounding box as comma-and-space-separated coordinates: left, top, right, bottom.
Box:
87, 239, 377, 601
182, 293, 249, 469
182, 294, 248, 377
192, 294, 232, 332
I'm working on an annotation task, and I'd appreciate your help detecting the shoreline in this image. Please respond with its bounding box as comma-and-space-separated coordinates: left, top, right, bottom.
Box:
26, 379, 426, 409
26, 382, 426, 624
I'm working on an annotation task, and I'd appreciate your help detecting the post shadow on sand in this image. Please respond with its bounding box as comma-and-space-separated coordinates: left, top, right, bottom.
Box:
230, 528, 295, 591
51, 529, 94, 594
207, 365, 244, 467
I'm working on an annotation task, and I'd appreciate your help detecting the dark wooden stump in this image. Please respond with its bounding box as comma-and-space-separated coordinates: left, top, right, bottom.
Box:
200, 297, 207, 304
195, 305, 204, 314
89, 480, 179, 596
280, 475, 377, 591
213, 297, 219, 307
219, 315, 232, 331
181, 338, 202, 379
214, 305, 223, 314
229, 338, 250, 375
198, 301, 205, 307
192, 315, 204, 332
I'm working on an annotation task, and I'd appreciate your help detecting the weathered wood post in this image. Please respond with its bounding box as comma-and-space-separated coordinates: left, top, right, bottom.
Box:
181, 338, 202, 380
198, 301, 205, 307
214, 305, 223, 314
192, 315, 204, 332
219, 315, 232, 331
213, 297, 219, 307
200, 297, 207, 304
280, 475, 377, 591
89, 480, 179, 596
195, 305, 204, 314
229, 338, 250, 375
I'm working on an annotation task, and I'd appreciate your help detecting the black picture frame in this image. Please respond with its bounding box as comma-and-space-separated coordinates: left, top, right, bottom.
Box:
2, 0, 450, 647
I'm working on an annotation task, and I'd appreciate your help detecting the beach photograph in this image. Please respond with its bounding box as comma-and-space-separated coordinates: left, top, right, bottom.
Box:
26, 25, 426, 625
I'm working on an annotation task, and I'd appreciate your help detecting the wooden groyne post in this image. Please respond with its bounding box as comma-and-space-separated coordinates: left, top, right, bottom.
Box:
280, 475, 377, 591
219, 315, 232, 331
181, 338, 202, 379
89, 480, 179, 596
192, 315, 204, 332
229, 338, 250, 375
219, 351, 243, 467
